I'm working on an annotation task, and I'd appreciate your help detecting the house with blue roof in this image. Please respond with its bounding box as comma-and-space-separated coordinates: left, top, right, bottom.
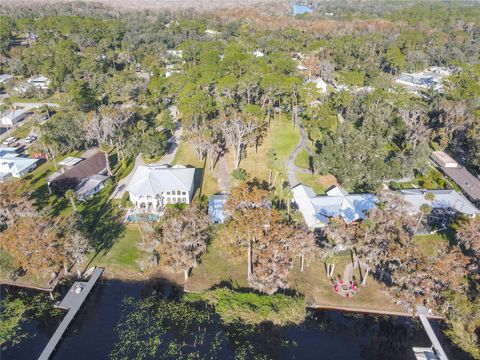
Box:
0, 156, 39, 180
0, 147, 19, 158
292, 184, 377, 228
208, 194, 228, 224
400, 189, 478, 218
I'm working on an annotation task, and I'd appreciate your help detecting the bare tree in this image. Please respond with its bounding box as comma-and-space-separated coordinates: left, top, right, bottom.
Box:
292, 226, 316, 272
456, 218, 480, 270
64, 230, 92, 277
437, 99, 469, 147
221, 117, 258, 169
398, 107, 431, 150
317, 58, 335, 82
224, 183, 271, 280
85, 111, 116, 175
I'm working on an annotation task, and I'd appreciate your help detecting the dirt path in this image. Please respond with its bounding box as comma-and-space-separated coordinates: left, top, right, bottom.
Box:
214, 154, 231, 193
285, 124, 314, 187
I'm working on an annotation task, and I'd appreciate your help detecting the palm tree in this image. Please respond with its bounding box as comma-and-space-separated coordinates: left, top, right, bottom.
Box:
324, 251, 341, 278
136, 120, 147, 136
415, 194, 434, 234
100, 142, 112, 176
65, 189, 77, 211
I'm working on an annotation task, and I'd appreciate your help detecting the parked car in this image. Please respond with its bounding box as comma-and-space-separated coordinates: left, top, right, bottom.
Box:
2, 137, 17, 145
25, 135, 37, 144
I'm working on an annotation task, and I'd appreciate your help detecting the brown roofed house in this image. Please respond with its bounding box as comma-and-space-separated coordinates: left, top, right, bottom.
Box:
49, 151, 108, 193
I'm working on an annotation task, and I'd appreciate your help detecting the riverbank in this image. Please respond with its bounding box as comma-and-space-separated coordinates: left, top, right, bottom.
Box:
2, 278, 470, 360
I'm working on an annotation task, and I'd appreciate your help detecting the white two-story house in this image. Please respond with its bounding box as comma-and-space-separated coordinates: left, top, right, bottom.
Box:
126, 165, 196, 213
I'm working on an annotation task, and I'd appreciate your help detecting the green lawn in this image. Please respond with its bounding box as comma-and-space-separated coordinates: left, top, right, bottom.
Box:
88, 224, 143, 276
289, 252, 404, 312
294, 148, 311, 169
233, 114, 300, 182
172, 141, 218, 196
188, 235, 404, 313
413, 230, 454, 261
295, 172, 338, 194
188, 234, 248, 291
11, 122, 32, 139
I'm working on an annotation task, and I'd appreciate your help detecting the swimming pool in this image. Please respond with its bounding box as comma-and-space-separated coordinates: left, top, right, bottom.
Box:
126, 213, 160, 222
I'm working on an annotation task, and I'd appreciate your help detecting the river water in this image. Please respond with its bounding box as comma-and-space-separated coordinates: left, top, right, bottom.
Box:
1, 279, 471, 360
292, 4, 313, 16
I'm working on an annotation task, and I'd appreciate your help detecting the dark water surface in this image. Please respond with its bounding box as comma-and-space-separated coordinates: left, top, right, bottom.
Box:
1, 279, 471, 360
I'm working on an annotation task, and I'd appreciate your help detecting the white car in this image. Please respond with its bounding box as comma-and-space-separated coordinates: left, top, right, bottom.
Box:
25, 135, 37, 144
2, 137, 17, 145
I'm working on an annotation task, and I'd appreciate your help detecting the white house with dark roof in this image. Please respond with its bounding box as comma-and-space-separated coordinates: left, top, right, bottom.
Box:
127, 165, 196, 213
400, 189, 478, 218
292, 184, 377, 228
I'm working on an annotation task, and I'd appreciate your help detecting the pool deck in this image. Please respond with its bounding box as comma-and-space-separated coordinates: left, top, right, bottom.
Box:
38, 268, 104, 360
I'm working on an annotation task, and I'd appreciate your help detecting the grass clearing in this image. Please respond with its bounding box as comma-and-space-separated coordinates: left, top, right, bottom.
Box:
188, 235, 247, 291
289, 253, 404, 313
189, 236, 403, 314
295, 172, 338, 194
232, 114, 300, 182
414, 231, 454, 262
185, 288, 305, 325
11, 122, 32, 139
88, 224, 143, 276
172, 141, 218, 196
294, 148, 311, 169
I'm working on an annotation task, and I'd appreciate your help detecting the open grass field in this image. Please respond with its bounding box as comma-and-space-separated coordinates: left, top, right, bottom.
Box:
172, 141, 218, 197
230, 114, 300, 183
188, 238, 405, 313
87, 224, 144, 277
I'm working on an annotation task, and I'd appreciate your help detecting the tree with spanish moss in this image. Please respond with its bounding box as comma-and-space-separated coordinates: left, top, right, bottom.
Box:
156, 204, 210, 283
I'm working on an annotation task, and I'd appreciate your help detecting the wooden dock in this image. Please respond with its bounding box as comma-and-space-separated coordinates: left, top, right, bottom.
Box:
38, 268, 104, 360
416, 306, 449, 360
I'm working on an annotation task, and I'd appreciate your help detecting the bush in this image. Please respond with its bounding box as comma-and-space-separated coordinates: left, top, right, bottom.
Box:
185, 288, 305, 325
231, 168, 248, 182
120, 191, 132, 208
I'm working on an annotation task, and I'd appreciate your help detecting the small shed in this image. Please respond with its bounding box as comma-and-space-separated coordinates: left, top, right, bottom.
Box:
431, 151, 458, 168
208, 194, 228, 224
58, 157, 84, 168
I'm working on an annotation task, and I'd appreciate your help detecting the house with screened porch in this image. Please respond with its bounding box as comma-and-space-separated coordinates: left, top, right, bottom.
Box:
126, 164, 196, 213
